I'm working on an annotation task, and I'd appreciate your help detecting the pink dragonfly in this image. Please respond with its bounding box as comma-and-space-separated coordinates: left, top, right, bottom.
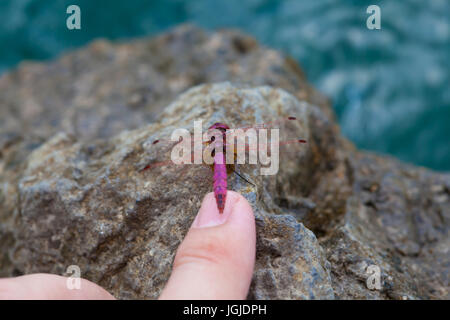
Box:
139, 117, 307, 214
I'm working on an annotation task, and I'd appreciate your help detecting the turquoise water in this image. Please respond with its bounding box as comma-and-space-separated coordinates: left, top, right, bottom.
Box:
0, 0, 449, 171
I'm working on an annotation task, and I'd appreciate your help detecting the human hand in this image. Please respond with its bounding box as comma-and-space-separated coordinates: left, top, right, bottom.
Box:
0, 191, 256, 300
159, 191, 256, 299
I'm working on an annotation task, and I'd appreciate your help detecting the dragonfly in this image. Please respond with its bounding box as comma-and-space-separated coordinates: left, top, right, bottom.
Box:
138, 116, 308, 214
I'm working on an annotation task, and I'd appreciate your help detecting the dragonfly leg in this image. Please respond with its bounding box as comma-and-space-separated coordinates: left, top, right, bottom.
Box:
233, 169, 255, 187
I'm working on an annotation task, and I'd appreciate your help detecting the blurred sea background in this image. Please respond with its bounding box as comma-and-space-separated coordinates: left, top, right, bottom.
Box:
0, 0, 448, 171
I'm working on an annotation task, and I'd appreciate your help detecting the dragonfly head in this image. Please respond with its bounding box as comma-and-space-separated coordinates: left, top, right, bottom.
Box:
208, 123, 230, 133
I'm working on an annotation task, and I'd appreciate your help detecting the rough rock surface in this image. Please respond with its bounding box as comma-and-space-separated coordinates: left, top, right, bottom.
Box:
0, 25, 448, 299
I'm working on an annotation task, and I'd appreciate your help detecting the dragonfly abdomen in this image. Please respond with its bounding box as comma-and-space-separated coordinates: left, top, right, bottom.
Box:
213, 151, 227, 214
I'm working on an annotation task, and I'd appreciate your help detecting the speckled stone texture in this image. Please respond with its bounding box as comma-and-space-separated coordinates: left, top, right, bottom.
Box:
0, 25, 448, 299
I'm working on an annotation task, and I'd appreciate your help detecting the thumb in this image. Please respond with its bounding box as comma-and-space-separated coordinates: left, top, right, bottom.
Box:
159, 191, 256, 300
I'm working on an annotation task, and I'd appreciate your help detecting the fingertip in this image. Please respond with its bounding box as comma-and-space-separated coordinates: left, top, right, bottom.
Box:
192, 191, 254, 229
225, 190, 255, 225
160, 191, 256, 299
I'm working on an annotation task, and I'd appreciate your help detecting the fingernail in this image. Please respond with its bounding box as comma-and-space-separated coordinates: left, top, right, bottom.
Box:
192, 192, 237, 228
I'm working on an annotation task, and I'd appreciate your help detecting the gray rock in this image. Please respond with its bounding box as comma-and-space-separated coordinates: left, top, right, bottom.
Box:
2, 83, 336, 299
322, 152, 450, 299
0, 25, 448, 299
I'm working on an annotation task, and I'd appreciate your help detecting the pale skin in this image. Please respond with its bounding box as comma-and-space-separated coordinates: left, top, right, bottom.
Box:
0, 191, 256, 300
